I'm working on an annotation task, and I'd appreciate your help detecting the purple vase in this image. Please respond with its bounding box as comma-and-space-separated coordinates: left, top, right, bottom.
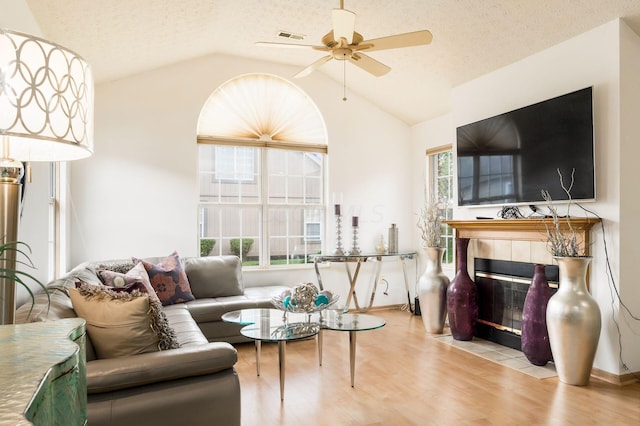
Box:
521, 264, 553, 366
446, 238, 478, 340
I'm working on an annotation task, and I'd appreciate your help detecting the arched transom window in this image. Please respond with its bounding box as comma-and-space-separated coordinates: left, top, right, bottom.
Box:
197, 73, 328, 267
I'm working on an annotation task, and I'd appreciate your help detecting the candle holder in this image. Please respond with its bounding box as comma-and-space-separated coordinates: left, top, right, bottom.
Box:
349, 217, 361, 255
333, 212, 346, 255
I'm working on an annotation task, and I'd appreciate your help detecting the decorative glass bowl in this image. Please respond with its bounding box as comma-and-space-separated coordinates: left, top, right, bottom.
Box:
271, 283, 339, 313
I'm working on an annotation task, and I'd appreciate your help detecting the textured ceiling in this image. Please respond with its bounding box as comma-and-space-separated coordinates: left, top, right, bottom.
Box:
18, 0, 640, 125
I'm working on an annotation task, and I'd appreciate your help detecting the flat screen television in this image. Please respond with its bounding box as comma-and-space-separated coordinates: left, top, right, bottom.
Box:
456, 87, 595, 207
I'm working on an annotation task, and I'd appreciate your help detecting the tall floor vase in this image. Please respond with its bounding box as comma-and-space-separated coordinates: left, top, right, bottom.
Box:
416, 247, 450, 333
521, 264, 552, 366
446, 238, 477, 341
546, 257, 601, 385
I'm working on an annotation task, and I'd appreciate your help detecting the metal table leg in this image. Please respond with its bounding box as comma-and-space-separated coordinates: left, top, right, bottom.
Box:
349, 330, 357, 387
344, 260, 363, 312
313, 258, 324, 291
363, 257, 383, 312
255, 340, 261, 376
278, 341, 286, 401
401, 255, 414, 313
318, 329, 323, 366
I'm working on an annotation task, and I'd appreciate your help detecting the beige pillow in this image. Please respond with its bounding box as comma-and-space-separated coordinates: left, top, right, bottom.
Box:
69, 283, 178, 359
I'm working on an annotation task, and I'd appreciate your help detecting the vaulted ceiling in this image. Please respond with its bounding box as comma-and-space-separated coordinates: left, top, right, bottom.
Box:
12, 0, 640, 125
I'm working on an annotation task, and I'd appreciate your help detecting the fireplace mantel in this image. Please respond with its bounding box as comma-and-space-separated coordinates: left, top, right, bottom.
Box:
444, 218, 600, 254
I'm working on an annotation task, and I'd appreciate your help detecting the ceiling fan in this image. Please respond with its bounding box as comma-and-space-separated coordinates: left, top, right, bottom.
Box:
256, 0, 433, 79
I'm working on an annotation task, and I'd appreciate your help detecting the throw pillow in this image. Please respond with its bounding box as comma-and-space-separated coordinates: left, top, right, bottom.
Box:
69, 282, 179, 359
97, 262, 159, 302
184, 256, 244, 298
134, 251, 195, 306
95, 261, 136, 274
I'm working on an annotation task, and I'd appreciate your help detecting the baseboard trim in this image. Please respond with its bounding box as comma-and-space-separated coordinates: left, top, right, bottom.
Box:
361, 304, 411, 313
592, 368, 640, 386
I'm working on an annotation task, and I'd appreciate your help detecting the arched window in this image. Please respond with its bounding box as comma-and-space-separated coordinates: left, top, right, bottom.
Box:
197, 73, 328, 267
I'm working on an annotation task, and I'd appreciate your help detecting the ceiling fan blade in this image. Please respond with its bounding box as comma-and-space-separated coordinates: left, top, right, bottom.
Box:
356, 30, 433, 52
349, 53, 391, 77
294, 55, 333, 78
332, 8, 355, 44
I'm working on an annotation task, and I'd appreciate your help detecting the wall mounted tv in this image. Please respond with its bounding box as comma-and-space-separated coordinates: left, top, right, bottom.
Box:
456, 87, 595, 207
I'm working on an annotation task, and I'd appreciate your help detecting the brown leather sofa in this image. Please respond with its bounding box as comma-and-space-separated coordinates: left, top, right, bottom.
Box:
15, 255, 287, 426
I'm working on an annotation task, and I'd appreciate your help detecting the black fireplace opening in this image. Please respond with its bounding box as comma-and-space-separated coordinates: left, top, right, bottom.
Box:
473, 258, 559, 351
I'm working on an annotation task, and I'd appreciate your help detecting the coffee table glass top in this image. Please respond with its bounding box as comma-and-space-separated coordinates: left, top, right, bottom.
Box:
241, 321, 320, 342
223, 308, 386, 332
222, 308, 309, 325
223, 308, 320, 342
319, 310, 386, 331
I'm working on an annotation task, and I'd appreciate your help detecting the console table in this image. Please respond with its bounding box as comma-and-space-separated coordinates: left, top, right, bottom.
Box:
311, 252, 416, 312
0, 318, 87, 425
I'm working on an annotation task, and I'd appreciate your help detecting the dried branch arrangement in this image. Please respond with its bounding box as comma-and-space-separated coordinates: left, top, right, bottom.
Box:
417, 197, 444, 248
541, 169, 583, 257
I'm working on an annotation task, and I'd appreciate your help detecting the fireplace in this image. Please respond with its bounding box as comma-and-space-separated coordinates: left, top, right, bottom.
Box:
444, 218, 599, 351
473, 258, 558, 350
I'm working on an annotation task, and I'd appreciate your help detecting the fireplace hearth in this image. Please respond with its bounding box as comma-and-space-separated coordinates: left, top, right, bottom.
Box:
473, 258, 559, 350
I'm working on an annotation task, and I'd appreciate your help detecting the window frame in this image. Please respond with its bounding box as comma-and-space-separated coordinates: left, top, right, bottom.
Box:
426, 145, 454, 266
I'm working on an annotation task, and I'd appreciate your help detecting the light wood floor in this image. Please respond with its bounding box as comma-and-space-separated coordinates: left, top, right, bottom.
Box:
232, 309, 640, 426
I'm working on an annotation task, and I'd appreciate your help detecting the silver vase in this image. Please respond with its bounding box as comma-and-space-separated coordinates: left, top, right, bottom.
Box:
546, 256, 601, 385
417, 247, 450, 333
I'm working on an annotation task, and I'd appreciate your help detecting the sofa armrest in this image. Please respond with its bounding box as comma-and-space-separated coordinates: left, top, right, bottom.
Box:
86, 342, 237, 394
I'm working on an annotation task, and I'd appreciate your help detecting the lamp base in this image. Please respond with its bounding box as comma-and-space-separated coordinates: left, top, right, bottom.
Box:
0, 181, 21, 324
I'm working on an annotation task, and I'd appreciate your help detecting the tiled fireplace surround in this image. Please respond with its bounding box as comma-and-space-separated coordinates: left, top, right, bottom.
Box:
445, 218, 599, 349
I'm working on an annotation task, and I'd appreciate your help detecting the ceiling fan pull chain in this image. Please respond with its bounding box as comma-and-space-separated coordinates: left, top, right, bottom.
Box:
343, 60, 347, 101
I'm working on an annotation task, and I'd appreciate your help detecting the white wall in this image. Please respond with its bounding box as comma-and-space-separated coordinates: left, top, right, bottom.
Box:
411, 19, 640, 376
70, 53, 416, 310
618, 19, 640, 376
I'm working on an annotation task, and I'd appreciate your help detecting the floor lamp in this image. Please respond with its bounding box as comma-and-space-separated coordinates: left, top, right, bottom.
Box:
0, 29, 94, 324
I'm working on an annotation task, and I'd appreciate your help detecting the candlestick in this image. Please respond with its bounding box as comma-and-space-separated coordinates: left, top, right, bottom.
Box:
334, 204, 341, 215
349, 220, 361, 255
333, 212, 345, 255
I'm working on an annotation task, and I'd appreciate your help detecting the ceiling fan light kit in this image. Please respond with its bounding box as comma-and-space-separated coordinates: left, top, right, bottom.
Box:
257, 0, 433, 98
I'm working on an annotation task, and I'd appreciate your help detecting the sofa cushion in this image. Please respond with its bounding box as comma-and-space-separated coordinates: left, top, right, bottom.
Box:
97, 262, 159, 302
163, 304, 209, 347
184, 256, 244, 298
69, 283, 179, 359
135, 251, 195, 306
185, 285, 290, 323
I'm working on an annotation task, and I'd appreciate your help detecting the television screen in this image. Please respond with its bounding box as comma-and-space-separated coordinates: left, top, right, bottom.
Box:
456, 87, 595, 207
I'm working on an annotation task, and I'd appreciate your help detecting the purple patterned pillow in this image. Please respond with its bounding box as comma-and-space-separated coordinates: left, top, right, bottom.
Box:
134, 251, 195, 306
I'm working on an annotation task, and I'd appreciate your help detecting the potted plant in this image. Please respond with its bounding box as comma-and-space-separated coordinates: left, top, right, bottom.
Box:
415, 197, 450, 333
541, 169, 601, 385
0, 240, 49, 323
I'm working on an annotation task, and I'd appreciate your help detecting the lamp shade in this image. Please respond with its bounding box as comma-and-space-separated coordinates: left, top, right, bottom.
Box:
0, 29, 93, 161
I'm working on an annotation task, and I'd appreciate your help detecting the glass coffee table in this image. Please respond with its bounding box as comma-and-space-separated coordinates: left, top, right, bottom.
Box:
222, 308, 319, 401
317, 310, 386, 387
223, 308, 387, 394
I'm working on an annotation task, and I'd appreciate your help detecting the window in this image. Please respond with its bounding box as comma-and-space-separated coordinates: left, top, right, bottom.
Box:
214, 146, 256, 182
305, 222, 321, 242
198, 146, 324, 266
427, 146, 454, 264
196, 73, 328, 267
